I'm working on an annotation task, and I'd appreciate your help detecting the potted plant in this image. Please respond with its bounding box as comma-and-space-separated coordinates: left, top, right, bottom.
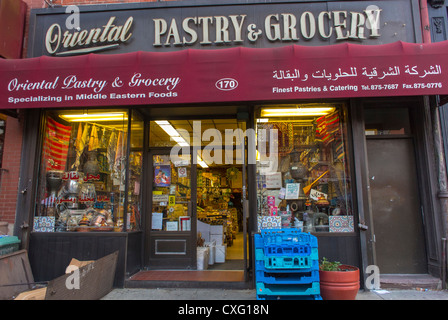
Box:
319, 258, 360, 300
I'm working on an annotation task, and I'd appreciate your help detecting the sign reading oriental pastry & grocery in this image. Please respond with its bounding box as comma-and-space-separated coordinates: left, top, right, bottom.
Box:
27, 0, 421, 57
2, 41, 448, 109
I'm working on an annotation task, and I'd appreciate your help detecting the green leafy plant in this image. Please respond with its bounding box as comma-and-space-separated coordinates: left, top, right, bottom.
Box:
319, 257, 342, 271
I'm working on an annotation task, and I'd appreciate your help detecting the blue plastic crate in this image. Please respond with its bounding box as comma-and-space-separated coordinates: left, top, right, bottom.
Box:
255, 256, 319, 272
256, 281, 320, 296
254, 233, 264, 249
259, 229, 318, 247
257, 294, 322, 300
255, 248, 318, 269
255, 247, 319, 261
0, 236, 20, 256
255, 269, 319, 285
263, 243, 313, 256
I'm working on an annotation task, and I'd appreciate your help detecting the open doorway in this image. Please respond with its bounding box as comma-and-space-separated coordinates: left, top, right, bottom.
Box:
146, 119, 248, 275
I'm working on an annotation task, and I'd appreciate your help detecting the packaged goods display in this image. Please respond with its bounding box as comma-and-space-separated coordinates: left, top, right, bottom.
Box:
256, 104, 353, 233
34, 110, 143, 232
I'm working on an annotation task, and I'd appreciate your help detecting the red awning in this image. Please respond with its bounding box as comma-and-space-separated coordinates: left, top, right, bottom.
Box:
2, 41, 448, 109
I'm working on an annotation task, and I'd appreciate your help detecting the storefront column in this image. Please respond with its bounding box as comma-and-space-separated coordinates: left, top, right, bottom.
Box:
349, 99, 374, 286
13, 109, 42, 250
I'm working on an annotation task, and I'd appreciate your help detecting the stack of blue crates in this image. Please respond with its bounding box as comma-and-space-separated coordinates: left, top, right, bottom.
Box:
254, 228, 321, 300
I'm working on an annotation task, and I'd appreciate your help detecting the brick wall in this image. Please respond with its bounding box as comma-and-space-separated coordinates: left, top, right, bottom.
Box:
0, 114, 24, 225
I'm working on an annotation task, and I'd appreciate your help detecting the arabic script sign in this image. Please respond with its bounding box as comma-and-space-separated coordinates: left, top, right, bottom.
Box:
2, 42, 448, 109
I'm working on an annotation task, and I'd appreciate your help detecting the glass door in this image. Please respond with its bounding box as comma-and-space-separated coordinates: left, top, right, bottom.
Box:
147, 118, 248, 272
148, 149, 197, 269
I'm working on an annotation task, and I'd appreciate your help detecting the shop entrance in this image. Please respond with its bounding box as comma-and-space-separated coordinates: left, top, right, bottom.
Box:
364, 107, 427, 274
146, 119, 248, 275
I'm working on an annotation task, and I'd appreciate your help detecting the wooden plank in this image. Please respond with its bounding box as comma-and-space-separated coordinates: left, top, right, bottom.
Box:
0, 250, 35, 300
44, 251, 118, 300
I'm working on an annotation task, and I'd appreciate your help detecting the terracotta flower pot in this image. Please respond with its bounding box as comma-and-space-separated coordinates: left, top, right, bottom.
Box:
319, 265, 360, 300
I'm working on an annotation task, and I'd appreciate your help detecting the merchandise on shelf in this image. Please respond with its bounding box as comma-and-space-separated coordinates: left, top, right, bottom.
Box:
256, 106, 353, 234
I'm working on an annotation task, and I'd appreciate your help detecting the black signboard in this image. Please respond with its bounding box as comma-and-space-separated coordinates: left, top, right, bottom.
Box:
27, 0, 421, 57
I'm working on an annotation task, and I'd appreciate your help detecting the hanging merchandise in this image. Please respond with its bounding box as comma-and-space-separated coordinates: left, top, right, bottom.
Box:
88, 125, 100, 151
325, 110, 340, 136
43, 117, 72, 171
107, 130, 117, 174
113, 131, 127, 185
226, 167, 239, 181
74, 122, 83, 158
72, 123, 90, 171
315, 115, 329, 144
99, 127, 108, 149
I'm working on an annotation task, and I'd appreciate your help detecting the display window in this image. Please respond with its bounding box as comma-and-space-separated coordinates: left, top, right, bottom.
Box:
256, 103, 353, 233
33, 109, 143, 232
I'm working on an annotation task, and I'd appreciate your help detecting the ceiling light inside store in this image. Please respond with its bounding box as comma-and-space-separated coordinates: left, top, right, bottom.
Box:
197, 155, 209, 168
59, 112, 128, 122
155, 120, 181, 137
260, 107, 335, 117
155, 120, 190, 146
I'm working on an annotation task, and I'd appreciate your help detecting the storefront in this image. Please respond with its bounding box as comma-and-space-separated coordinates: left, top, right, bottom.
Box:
2, 0, 448, 288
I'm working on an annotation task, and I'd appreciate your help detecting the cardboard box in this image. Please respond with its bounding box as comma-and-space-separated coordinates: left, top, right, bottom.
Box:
197, 221, 210, 241
210, 224, 224, 235
215, 245, 227, 263
210, 233, 224, 245
197, 247, 210, 270
65, 258, 94, 273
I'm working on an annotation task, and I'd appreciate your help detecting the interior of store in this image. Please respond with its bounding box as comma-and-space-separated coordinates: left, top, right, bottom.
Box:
149, 119, 247, 271
255, 103, 353, 234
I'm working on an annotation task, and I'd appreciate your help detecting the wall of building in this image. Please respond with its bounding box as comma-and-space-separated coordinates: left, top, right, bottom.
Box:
0, 114, 24, 234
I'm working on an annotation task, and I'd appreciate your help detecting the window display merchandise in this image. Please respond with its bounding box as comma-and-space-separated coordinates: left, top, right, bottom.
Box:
256, 104, 353, 233
34, 110, 143, 232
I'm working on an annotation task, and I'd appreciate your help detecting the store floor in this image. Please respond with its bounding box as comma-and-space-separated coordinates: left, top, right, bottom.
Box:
208, 232, 245, 270
125, 232, 249, 288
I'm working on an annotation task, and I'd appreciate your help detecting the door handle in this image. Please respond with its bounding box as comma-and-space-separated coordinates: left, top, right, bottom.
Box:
358, 223, 369, 231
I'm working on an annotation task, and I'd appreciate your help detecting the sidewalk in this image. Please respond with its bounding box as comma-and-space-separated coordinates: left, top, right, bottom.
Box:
102, 288, 448, 300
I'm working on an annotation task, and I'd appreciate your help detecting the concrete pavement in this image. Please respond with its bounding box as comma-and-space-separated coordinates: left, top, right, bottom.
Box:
102, 288, 448, 300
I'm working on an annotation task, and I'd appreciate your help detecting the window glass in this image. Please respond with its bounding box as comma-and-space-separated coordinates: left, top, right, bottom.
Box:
151, 154, 192, 232
364, 107, 411, 135
148, 119, 246, 237
256, 104, 353, 233
34, 109, 130, 232
127, 110, 144, 231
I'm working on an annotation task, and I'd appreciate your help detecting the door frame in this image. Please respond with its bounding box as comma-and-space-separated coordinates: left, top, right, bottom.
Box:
365, 135, 427, 274
145, 147, 198, 269
142, 116, 251, 274
353, 97, 443, 280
